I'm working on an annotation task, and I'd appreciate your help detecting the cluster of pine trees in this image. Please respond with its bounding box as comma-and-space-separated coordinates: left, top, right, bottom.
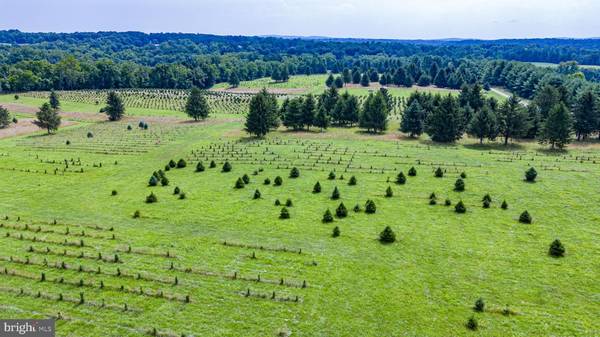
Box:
401, 83, 599, 148
279, 87, 390, 133
246, 86, 392, 137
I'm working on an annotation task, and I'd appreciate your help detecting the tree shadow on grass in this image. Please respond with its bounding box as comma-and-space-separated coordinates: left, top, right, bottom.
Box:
463, 142, 526, 151
536, 147, 568, 156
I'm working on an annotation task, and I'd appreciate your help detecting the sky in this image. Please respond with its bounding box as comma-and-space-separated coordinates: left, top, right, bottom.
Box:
1, 0, 599, 40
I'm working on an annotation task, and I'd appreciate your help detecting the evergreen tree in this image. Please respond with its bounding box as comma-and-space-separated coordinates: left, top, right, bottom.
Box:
322, 209, 334, 223
396, 172, 406, 184
302, 94, 316, 129
400, 100, 425, 137
573, 90, 598, 140
365, 199, 376, 214
314, 102, 330, 131
434, 167, 444, 178
534, 84, 561, 119
335, 202, 348, 218
289, 167, 300, 178
360, 73, 370, 87
331, 187, 340, 200
313, 181, 321, 193
525, 105, 542, 139
359, 92, 389, 133
454, 178, 465, 191
101, 91, 125, 121
539, 103, 572, 149
222, 161, 232, 172
497, 95, 528, 145
425, 94, 464, 142
454, 200, 466, 213
433, 69, 448, 87
196, 162, 205, 172
325, 74, 335, 88
185, 87, 210, 121
0, 106, 10, 129
348, 176, 357, 185
342, 68, 352, 85
548, 239, 565, 257
283, 97, 305, 130
467, 104, 497, 144
385, 186, 393, 197
245, 88, 279, 137
279, 207, 290, 219
519, 210, 532, 224
280, 66, 289, 82
34, 102, 61, 134
332, 226, 340, 238
228, 72, 240, 88
334, 76, 344, 89
49, 90, 60, 110
379, 226, 396, 243
525, 167, 537, 182
369, 70, 379, 82
408, 167, 417, 176
352, 69, 361, 84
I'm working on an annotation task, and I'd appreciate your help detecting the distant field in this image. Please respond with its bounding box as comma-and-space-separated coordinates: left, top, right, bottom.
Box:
213, 75, 505, 100
530, 62, 600, 70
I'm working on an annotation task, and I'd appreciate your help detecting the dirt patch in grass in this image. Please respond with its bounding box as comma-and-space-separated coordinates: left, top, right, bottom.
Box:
0, 118, 77, 139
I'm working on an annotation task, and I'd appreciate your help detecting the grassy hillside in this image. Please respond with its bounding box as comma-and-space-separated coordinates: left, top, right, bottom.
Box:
0, 113, 597, 336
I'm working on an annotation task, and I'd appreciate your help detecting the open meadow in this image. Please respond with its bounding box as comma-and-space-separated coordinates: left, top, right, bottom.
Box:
0, 83, 598, 336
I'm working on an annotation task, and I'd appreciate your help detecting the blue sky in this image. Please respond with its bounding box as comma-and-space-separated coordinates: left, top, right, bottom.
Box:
1, 0, 599, 39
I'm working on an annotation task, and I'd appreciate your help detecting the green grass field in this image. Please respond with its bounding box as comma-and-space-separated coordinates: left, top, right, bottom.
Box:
0, 108, 598, 336
213, 75, 505, 100
0, 77, 596, 336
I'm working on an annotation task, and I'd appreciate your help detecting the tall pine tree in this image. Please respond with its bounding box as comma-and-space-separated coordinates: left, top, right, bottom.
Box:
245, 88, 278, 137
539, 103, 573, 149
185, 87, 210, 121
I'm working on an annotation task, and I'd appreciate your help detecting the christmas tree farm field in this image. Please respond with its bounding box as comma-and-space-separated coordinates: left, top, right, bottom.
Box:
0, 118, 597, 337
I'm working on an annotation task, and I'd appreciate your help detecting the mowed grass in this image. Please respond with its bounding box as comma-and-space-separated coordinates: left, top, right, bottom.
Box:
212, 74, 506, 100
0, 113, 598, 337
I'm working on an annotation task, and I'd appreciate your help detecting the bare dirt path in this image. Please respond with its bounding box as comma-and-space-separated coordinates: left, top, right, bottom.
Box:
0, 118, 77, 140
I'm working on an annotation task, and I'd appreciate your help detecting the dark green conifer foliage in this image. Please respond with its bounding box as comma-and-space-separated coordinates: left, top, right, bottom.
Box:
331, 187, 340, 200
335, 203, 348, 218
322, 209, 334, 223
313, 181, 321, 193
455, 200, 466, 213
549, 239, 565, 257
279, 207, 290, 219
396, 172, 406, 184
525, 167, 537, 182
379, 226, 396, 243
365, 200, 376, 214
235, 178, 245, 189
519, 210, 532, 224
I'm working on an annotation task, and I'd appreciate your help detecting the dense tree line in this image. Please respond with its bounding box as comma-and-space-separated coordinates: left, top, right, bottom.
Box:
400, 82, 599, 148
2, 31, 600, 93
